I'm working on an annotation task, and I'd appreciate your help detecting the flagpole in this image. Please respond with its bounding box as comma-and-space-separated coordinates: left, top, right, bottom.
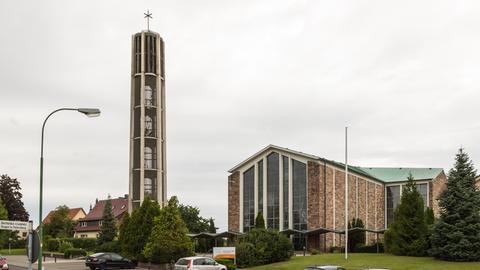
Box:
345, 126, 348, 260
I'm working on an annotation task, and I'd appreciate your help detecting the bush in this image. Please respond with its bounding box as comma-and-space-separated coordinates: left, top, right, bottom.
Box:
354, 242, 384, 253
95, 240, 120, 253
309, 248, 320, 255
216, 259, 236, 270
67, 238, 97, 251
64, 248, 87, 258
329, 246, 344, 253
235, 229, 293, 268
58, 240, 73, 253
44, 237, 60, 252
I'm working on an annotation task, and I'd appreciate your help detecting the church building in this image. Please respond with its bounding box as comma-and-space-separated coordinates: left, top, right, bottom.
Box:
228, 145, 446, 250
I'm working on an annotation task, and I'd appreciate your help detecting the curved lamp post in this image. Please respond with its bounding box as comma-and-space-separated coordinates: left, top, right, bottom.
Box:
38, 108, 100, 270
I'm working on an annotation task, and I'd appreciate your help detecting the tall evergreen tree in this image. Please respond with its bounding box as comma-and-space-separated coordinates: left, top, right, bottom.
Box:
208, 218, 217, 233
387, 174, 428, 256
143, 196, 194, 264
431, 148, 480, 261
0, 174, 29, 221
255, 212, 265, 229
119, 198, 161, 261
97, 198, 117, 244
348, 218, 366, 252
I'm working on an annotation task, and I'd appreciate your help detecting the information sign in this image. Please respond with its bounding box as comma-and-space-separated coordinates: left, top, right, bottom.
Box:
0, 220, 29, 231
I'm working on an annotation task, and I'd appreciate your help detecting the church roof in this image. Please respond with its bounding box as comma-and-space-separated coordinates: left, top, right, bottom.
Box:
228, 144, 443, 183
356, 167, 443, 183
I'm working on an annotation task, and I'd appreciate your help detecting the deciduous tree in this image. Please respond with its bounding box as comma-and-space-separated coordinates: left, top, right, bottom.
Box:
0, 174, 29, 221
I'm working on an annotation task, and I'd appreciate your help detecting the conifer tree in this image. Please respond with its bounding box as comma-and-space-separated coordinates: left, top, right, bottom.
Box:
143, 196, 194, 264
119, 198, 160, 261
255, 212, 265, 229
388, 174, 428, 256
348, 218, 365, 252
98, 198, 117, 244
431, 148, 480, 261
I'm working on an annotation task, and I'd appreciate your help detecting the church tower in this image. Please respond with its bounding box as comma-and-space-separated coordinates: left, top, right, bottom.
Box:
129, 13, 166, 211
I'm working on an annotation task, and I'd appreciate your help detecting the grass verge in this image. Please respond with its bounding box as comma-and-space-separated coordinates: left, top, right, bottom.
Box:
0, 248, 26, 256
248, 253, 480, 270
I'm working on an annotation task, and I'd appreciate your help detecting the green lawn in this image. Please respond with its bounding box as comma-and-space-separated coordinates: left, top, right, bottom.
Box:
247, 253, 480, 270
0, 248, 26, 255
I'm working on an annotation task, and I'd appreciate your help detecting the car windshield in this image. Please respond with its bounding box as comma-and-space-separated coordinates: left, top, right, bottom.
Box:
90, 253, 105, 257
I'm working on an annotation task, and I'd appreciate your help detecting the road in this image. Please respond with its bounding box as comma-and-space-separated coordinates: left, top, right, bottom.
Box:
6, 256, 146, 270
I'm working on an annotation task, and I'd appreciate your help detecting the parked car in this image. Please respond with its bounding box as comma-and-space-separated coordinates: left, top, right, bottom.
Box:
175, 256, 227, 270
305, 266, 346, 270
0, 256, 8, 270
85, 252, 136, 270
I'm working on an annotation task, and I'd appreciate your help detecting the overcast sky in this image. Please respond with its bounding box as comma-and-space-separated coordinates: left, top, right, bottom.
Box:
1, 0, 479, 230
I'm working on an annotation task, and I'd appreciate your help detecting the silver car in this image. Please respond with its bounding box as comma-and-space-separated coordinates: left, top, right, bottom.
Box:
175, 257, 227, 270
305, 266, 346, 270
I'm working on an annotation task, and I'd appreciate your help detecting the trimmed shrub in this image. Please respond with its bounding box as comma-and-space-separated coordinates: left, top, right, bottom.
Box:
235, 229, 293, 268
95, 240, 121, 253
44, 237, 60, 252
309, 248, 320, 255
216, 259, 236, 270
64, 248, 87, 258
354, 242, 384, 253
58, 241, 73, 253
68, 237, 97, 251
329, 246, 344, 253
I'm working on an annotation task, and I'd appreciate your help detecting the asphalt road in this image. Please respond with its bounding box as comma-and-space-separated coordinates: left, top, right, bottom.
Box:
6, 256, 146, 270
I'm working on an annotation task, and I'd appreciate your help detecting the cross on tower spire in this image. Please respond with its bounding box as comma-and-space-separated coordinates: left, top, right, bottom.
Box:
144, 10, 153, 31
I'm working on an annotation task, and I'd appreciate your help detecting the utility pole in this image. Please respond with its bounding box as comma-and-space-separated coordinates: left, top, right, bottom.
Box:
344, 126, 349, 260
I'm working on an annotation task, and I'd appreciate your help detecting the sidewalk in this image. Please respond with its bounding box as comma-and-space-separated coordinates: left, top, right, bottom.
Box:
5, 255, 84, 270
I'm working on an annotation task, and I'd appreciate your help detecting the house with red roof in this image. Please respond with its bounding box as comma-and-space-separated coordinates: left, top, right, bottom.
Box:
42, 207, 86, 224
74, 196, 128, 238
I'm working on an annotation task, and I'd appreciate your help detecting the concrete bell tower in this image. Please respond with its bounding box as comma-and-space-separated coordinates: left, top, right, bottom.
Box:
128, 15, 167, 211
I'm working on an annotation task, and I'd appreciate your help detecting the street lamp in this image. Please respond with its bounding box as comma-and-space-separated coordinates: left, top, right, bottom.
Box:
38, 108, 100, 270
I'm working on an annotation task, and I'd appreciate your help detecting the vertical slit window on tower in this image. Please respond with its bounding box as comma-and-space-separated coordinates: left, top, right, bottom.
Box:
292, 159, 307, 250
283, 156, 289, 229
267, 152, 279, 230
243, 166, 255, 232
258, 160, 263, 215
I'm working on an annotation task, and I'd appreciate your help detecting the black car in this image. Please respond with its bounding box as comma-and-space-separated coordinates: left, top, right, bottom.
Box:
85, 252, 136, 270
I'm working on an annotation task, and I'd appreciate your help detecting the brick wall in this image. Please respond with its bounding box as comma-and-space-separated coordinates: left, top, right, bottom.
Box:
431, 171, 447, 218
228, 171, 240, 232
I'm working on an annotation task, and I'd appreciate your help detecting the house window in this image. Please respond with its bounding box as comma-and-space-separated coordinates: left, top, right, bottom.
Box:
81, 222, 87, 227
145, 178, 153, 197
99, 221, 103, 226
81, 234, 87, 238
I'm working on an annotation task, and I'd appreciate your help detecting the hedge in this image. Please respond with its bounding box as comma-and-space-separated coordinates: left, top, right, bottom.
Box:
64, 248, 87, 258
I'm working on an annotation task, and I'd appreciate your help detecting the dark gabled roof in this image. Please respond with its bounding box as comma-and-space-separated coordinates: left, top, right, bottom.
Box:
79, 197, 128, 221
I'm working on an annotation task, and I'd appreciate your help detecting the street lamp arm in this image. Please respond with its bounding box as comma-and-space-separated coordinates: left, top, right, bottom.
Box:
40, 108, 77, 158
37, 107, 100, 270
